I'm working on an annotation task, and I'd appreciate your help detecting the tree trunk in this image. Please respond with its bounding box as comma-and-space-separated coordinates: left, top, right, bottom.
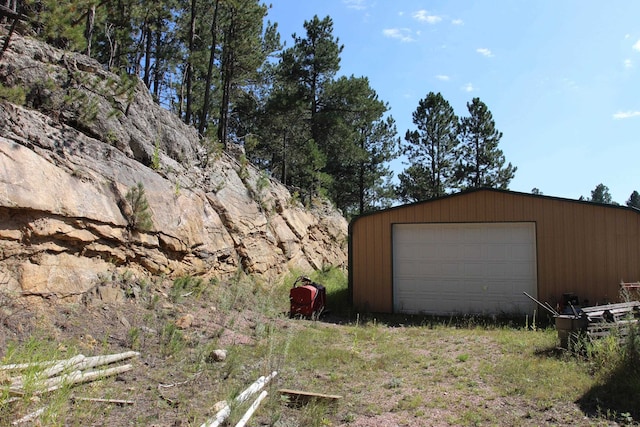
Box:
199, 0, 220, 136
143, 25, 152, 88
153, 26, 162, 100
184, 0, 197, 125
218, 8, 235, 149
84, 4, 95, 56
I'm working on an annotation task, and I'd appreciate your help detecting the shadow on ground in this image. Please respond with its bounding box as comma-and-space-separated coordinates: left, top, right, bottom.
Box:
575, 364, 640, 422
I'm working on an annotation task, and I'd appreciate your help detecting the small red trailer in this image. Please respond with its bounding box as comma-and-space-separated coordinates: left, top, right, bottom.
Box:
289, 276, 326, 319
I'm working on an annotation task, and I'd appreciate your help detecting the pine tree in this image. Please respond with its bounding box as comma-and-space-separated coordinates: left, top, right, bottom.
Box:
398, 92, 459, 201
254, 15, 343, 200
321, 75, 399, 216
590, 183, 613, 204
279, 15, 343, 144
217, 0, 270, 148
396, 164, 437, 203
456, 97, 515, 190
627, 190, 640, 209
30, 0, 92, 51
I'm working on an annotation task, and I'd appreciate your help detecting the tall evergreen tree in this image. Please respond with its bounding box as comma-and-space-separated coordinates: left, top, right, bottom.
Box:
456, 97, 516, 189
398, 92, 459, 201
321, 75, 399, 216
217, 0, 270, 147
279, 15, 343, 143
246, 50, 317, 195
589, 183, 613, 204
396, 164, 435, 204
172, 0, 212, 125
198, 0, 221, 135
33, 0, 90, 51
229, 19, 281, 143
183, 0, 197, 124
356, 114, 399, 213
627, 190, 640, 209
257, 15, 343, 199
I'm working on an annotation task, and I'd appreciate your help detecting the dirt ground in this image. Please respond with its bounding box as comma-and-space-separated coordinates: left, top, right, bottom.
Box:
0, 283, 630, 427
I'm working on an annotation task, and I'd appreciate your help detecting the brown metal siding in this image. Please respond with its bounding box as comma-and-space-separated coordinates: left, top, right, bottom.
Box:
350, 189, 640, 313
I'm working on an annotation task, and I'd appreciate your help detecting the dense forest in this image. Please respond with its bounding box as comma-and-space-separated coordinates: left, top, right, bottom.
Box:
2, 0, 522, 217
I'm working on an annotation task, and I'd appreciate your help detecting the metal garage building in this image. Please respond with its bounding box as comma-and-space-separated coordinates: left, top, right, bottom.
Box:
348, 188, 640, 315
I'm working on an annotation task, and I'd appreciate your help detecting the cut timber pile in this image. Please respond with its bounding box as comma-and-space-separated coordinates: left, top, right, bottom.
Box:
1, 351, 139, 396
556, 301, 640, 348
1, 351, 139, 425
581, 301, 640, 340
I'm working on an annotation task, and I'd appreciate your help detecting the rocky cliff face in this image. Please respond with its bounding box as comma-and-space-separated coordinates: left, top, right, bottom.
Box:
0, 33, 347, 299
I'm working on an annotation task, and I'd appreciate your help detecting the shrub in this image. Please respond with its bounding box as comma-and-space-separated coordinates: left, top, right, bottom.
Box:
170, 276, 208, 302
0, 83, 26, 105
125, 182, 153, 231
151, 140, 161, 171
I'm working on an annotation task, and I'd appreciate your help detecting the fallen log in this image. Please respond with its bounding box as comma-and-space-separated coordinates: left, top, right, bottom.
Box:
0, 351, 139, 373
71, 351, 140, 371
44, 364, 133, 393
39, 354, 86, 379
235, 390, 268, 427
1, 360, 66, 372
10, 355, 87, 388
11, 406, 47, 425
9, 364, 133, 395
200, 371, 277, 427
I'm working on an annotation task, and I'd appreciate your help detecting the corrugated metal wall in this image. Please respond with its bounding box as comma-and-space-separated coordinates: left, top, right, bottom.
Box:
349, 189, 640, 313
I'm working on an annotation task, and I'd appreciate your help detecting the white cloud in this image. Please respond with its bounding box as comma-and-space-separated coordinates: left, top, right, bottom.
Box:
413, 10, 442, 24
462, 83, 475, 92
382, 28, 415, 42
476, 48, 494, 57
625, 59, 633, 69
633, 40, 640, 51
435, 75, 450, 81
343, 0, 367, 10
451, 19, 464, 25
613, 110, 640, 119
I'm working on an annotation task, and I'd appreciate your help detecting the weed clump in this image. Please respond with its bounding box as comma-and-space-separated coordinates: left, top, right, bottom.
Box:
170, 276, 210, 302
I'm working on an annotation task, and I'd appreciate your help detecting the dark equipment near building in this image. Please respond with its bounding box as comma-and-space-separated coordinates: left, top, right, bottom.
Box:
289, 276, 326, 319
524, 291, 640, 348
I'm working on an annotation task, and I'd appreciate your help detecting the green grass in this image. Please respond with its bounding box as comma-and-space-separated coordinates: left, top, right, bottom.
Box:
2, 267, 640, 426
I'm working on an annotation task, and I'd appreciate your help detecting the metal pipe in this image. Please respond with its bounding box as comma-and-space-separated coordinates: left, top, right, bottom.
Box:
523, 291, 558, 316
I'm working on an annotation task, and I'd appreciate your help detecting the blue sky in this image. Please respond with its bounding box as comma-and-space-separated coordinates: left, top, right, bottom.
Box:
265, 1, 640, 204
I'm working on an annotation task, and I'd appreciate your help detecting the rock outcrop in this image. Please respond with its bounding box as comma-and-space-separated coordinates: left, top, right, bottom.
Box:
0, 33, 347, 299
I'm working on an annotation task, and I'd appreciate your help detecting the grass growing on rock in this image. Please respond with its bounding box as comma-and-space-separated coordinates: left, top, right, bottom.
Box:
1, 268, 639, 426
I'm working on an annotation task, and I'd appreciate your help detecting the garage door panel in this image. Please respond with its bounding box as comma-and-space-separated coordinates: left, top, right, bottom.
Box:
393, 223, 537, 315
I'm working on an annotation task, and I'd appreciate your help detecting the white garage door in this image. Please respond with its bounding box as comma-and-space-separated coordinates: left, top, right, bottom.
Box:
393, 222, 537, 315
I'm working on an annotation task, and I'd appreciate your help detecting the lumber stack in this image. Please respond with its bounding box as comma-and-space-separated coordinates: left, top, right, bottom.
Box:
1, 351, 140, 396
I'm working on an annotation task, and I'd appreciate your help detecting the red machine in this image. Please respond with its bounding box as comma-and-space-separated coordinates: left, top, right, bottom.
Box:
289, 276, 326, 319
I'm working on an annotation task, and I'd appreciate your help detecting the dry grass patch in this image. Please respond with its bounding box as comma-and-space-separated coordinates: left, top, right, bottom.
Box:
1, 269, 639, 426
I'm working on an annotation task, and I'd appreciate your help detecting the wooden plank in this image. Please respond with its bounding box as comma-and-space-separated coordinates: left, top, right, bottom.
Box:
582, 301, 640, 314
587, 318, 637, 340
278, 389, 342, 407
